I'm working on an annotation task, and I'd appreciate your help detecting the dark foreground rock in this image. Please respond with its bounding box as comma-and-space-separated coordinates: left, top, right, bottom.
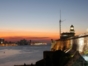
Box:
14, 50, 87, 66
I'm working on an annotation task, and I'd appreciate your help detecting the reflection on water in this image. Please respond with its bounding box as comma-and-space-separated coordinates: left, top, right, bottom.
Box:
0, 45, 50, 66
0, 49, 21, 59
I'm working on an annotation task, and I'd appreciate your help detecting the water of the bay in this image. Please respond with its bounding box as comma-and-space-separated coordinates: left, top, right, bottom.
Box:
0, 45, 51, 66
0, 45, 88, 66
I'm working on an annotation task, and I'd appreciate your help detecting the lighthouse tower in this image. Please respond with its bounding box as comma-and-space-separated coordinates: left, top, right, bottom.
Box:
70, 25, 75, 33
69, 25, 75, 36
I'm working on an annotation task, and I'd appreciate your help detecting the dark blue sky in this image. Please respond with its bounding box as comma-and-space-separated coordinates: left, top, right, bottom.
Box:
0, 0, 88, 39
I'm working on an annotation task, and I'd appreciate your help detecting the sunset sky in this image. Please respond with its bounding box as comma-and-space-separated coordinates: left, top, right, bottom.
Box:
0, 0, 88, 42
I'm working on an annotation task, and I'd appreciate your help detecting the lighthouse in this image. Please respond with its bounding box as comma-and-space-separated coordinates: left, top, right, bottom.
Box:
70, 25, 75, 33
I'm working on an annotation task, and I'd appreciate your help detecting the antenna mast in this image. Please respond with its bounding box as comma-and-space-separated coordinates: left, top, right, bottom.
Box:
59, 10, 61, 38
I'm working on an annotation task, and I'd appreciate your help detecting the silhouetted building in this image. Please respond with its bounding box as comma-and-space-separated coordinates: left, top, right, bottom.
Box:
0, 38, 4, 44
17, 39, 28, 45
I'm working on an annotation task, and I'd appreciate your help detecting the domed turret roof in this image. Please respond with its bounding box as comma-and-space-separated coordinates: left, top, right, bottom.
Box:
70, 25, 74, 27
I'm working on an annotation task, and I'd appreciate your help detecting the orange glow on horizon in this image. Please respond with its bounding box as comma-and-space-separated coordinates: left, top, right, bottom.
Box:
0, 31, 59, 39
0, 30, 81, 41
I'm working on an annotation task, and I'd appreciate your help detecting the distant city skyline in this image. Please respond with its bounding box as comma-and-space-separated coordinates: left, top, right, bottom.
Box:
0, 0, 88, 41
